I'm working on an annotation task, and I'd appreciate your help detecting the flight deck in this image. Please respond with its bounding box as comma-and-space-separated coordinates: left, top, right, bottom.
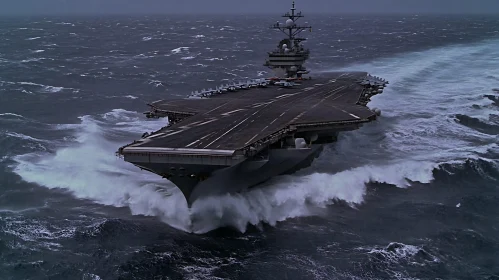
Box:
120, 72, 383, 158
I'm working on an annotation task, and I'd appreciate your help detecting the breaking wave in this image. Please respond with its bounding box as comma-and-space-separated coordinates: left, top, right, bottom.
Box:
0, 80, 72, 93
188, 160, 437, 233
11, 112, 193, 232
10, 38, 499, 233
362, 242, 439, 266
0, 113, 25, 119
10, 107, 442, 233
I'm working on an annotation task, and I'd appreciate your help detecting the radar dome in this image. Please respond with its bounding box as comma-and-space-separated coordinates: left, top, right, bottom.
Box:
294, 138, 306, 149
282, 44, 287, 49
290, 66, 297, 72
286, 19, 294, 27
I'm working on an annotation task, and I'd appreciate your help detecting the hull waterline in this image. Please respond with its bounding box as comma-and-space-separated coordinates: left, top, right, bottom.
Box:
130, 144, 324, 206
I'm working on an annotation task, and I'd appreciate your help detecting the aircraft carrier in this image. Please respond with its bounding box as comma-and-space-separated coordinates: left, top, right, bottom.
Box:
117, 1, 388, 206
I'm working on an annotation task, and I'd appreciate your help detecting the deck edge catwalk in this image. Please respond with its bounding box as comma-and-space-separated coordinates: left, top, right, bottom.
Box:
116, 1, 389, 206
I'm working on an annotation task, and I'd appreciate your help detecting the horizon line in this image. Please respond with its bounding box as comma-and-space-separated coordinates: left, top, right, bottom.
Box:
1, 11, 498, 17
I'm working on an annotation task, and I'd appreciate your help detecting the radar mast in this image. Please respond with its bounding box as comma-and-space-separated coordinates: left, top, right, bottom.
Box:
264, 1, 312, 79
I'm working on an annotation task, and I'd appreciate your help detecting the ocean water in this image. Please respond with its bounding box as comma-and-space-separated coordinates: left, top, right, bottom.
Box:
0, 14, 498, 279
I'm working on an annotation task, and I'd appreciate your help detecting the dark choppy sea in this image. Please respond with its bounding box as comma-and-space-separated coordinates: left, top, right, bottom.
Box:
0, 14, 498, 279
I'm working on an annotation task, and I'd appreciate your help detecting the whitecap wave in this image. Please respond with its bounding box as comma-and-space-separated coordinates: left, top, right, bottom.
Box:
171, 47, 189, 54
3, 81, 69, 93
12, 110, 190, 231
360, 242, 440, 265
5, 132, 47, 143
0, 113, 25, 118
2, 215, 76, 251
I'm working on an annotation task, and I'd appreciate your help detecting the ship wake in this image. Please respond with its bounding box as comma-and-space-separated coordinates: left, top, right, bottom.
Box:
10, 38, 499, 233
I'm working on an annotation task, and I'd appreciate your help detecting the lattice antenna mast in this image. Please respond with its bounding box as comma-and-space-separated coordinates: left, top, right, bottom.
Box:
271, 1, 312, 46
265, 1, 312, 79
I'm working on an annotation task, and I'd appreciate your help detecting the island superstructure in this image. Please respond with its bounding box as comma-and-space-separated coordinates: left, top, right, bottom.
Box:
264, 1, 311, 78
117, 1, 388, 206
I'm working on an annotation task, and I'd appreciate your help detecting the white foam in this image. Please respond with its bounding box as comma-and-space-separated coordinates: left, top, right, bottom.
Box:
188, 160, 436, 233
7, 81, 68, 93
21, 58, 45, 63
171, 47, 189, 54
100, 109, 169, 134
43, 86, 64, 93
359, 242, 440, 266
5, 132, 47, 143
148, 80, 164, 87
102, 108, 138, 122
82, 273, 102, 280
18, 82, 42, 86
329, 38, 499, 165
2, 216, 76, 245
11, 113, 191, 231
0, 113, 24, 118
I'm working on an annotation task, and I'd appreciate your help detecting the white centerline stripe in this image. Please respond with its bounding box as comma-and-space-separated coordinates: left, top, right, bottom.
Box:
163, 130, 184, 137
204, 116, 251, 148
200, 132, 215, 140
195, 118, 218, 126
186, 139, 200, 147
221, 109, 246, 116
245, 133, 259, 145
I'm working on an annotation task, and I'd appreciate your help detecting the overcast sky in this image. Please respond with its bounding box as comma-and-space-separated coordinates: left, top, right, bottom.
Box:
1, 0, 499, 15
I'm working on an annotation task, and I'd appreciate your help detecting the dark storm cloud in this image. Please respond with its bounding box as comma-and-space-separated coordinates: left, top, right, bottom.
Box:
1, 0, 498, 15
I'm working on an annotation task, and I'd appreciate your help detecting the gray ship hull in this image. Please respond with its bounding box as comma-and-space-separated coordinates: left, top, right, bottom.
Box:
127, 144, 324, 206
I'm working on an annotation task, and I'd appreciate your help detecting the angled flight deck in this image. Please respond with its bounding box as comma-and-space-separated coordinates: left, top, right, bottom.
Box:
122, 72, 379, 156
